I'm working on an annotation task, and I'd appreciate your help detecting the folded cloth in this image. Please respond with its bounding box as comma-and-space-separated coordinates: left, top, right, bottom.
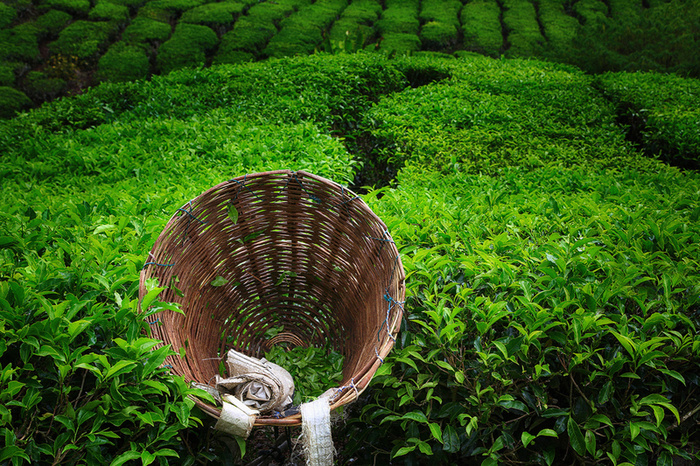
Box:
215, 348, 295, 414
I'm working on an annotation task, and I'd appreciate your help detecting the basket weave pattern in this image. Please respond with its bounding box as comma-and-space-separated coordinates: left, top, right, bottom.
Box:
139, 170, 405, 426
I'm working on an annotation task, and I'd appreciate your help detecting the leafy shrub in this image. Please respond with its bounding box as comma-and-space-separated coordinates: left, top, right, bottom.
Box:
155, 23, 219, 74
594, 71, 700, 169
0, 64, 15, 87
88, 0, 130, 23
0, 86, 32, 118
502, 0, 545, 57
327, 0, 381, 49
149, 0, 209, 13
213, 17, 276, 58
568, 0, 700, 76
376, 1, 420, 35
363, 55, 640, 173
419, 0, 460, 27
0, 25, 40, 62
44, 0, 91, 15
461, 0, 503, 57
122, 16, 172, 44
136, 3, 174, 22
97, 42, 150, 82
419, 21, 458, 50
538, 0, 578, 50
49, 21, 116, 61
378, 33, 421, 55
0, 2, 17, 29
180, 1, 245, 28
355, 163, 700, 464
33, 9, 73, 38
23, 71, 67, 100
571, 0, 608, 25
107, 0, 149, 10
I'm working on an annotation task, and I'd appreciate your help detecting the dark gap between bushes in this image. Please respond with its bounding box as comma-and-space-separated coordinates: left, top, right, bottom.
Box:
615, 105, 699, 172
340, 65, 451, 194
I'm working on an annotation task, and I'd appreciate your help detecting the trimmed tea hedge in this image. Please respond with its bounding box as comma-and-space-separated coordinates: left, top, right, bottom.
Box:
155, 23, 218, 74
502, 0, 544, 57
461, 0, 503, 57
594, 71, 700, 169
418, 0, 461, 50
97, 42, 150, 82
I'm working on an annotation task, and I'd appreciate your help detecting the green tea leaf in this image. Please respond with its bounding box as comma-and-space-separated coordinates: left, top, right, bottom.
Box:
211, 276, 228, 287
228, 204, 239, 224
567, 417, 585, 456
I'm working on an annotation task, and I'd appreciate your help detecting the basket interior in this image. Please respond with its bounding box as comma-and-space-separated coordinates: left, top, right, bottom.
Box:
139, 170, 405, 421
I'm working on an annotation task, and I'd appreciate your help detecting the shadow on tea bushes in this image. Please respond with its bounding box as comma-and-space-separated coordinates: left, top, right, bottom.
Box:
350, 165, 700, 465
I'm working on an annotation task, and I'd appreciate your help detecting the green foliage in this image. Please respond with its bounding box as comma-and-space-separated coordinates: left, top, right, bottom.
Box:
502, 0, 545, 57
33, 9, 73, 38
180, 1, 245, 28
0, 25, 40, 62
417, 0, 460, 50
0, 2, 17, 29
461, 0, 503, 57
45, 0, 91, 15
263, 0, 348, 58
49, 20, 116, 61
376, 0, 420, 35
0, 64, 15, 87
88, 0, 130, 23
327, 0, 381, 51
364, 55, 645, 174
97, 42, 150, 82
378, 33, 421, 55
594, 71, 700, 169
149, 0, 208, 13
264, 345, 344, 405
0, 86, 32, 119
155, 23, 218, 74
568, 0, 700, 76
23, 71, 67, 101
122, 16, 172, 44
355, 162, 700, 464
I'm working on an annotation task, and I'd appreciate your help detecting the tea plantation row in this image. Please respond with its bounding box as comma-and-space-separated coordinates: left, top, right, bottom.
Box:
2, 0, 699, 115
1, 53, 700, 464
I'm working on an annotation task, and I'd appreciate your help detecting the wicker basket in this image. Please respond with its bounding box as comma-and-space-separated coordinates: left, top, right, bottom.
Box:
139, 170, 405, 426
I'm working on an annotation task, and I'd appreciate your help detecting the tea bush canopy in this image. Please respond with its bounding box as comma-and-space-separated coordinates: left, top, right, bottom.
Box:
1, 0, 699, 112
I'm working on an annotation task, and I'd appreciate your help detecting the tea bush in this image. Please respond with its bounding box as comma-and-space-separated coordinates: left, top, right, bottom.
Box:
0, 86, 32, 118
49, 21, 116, 61
155, 23, 218, 74
97, 42, 150, 82
538, 0, 578, 52
264, 0, 347, 58
327, 0, 381, 51
502, 0, 544, 57
572, 0, 608, 24
363, 55, 644, 174
88, 0, 130, 23
376, 0, 419, 35
44, 0, 91, 16
356, 163, 700, 464
122, 16, 171, 44
23, 71, 67, 101
461, 0, 503, 57
0, 25, 40, 62
180, 1, 245, 30
33, 9, 73, 38
0, 64, 15, 87
0, 3, 16, 29
594, 71, 700, 169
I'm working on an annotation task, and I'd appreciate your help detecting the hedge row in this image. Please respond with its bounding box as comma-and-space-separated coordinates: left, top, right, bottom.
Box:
594, 71, 700, 169
377, 0, 421, 55
502, 0, 544, 57
263, 0, 348, 58
418, 0, 461, 50
214, 0, 309, 64
537, 0, 578, 51
328, 0, 382, 52
461, 0, 503, 57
